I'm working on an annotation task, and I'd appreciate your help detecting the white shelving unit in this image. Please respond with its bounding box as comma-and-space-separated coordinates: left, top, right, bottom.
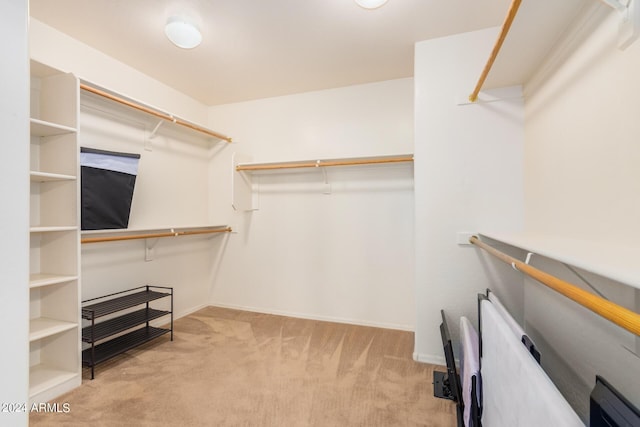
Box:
28, 60, 81, 403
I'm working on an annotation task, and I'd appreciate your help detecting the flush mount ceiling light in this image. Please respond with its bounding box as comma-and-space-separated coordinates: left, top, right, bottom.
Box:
165, 16, 202, 49
355, 0, 388, 9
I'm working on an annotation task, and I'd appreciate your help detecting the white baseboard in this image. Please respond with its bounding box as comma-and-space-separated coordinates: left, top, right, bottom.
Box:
175, 303, 209, 320
154, 303, 209, 330
413, 352, 446, 366
205, 302, 415, 332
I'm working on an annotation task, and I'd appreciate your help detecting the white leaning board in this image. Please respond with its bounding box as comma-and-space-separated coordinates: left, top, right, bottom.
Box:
480, 300, 584, 426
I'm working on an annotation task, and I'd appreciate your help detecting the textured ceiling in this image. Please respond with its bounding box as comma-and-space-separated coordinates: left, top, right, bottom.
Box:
30, 0, 590, 106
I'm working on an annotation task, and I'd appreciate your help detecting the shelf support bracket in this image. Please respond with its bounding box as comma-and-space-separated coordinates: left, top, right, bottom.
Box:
145, 120, 164, 151
145, 237, 160, 262
319, 162, 332, 194
524, 252, 534, 265
149, 120, 164, 138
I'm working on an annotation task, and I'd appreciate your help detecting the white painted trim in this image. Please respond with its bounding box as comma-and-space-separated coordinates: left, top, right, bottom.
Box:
413, 352, 446, 366
174, 303, 209, 320
149, 304, 209, 330
207, 302, 415, 332
525, 2, 610, 98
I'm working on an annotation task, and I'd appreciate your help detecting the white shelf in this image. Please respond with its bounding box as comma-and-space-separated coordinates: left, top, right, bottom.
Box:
30, 226, 78, 233
81, 224, 229, 236
29, 273, 78, 289
232, 153, 413, 211
81, 225, 230, 251
80, 80, 231, 143
30, 171, 76, 182
30, 118, 76, 137
30, 318, 77, 342
29, 364, 78, 398
236, 153, 414, 174
479, 232, 640, 290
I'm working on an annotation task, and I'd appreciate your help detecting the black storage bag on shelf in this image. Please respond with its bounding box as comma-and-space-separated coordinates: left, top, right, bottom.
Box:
80, 147, 141, 230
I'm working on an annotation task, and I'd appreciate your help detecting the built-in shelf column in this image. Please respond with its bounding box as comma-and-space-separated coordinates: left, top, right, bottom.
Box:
28, 60, 81, 403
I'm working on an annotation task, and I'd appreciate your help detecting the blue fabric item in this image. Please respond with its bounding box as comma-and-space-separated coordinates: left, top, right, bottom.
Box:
80, 147, 140, 175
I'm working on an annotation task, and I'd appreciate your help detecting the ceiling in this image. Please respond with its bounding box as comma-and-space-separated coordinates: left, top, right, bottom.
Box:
29, 0, 591, 106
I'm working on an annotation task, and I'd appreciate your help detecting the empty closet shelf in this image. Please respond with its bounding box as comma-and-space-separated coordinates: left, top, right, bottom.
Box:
82, 326, 171, 366
82, 308, 170, 342
30, 318, 78, 342
30, 118, 77, 137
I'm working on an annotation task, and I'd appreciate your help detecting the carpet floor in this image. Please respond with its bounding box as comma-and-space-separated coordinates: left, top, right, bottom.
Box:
30, 306, 456, 426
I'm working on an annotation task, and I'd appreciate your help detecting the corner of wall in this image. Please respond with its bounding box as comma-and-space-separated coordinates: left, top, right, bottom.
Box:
413, 27, 525, 360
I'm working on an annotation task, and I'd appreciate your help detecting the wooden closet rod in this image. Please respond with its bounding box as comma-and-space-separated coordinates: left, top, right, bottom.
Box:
469, 236, 640, 336
81, 227, 232, 244
80, 83, 232, 143
236, 156, 414, 172
469, 0, 522, 102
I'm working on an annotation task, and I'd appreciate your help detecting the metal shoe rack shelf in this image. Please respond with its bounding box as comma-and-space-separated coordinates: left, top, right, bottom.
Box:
81, 285, 173, 379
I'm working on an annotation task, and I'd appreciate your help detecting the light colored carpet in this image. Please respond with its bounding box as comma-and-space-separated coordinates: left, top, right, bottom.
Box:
30, 307, 456, 426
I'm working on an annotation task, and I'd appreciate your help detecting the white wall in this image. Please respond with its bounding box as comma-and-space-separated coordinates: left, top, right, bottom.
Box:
207, 79, 416, 330
525, 8, 640, 244
0, 1, 29, 426
522, 6, 640, 418
413, 28, 525, 364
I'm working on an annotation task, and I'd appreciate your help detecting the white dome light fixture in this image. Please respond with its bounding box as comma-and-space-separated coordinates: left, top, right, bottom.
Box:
355, 0, 388, 9
165, 16, 202, 49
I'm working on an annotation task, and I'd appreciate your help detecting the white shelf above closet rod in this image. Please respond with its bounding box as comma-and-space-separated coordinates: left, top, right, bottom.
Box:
236, 154, 414, 172
469, 235, 640, 337
79, 83, 233, 143
81, 226, 232, 244
468, 0, 522, 102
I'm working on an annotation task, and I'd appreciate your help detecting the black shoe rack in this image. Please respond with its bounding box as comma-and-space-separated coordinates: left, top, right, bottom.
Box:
82, 285, 173, 379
